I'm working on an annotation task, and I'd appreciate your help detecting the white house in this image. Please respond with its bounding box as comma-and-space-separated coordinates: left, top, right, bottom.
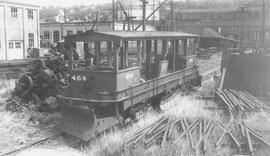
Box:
0, 0, 40, 60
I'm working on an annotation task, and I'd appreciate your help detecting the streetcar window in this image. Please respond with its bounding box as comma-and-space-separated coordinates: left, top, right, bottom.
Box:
187, 39, 195, 55
157, 40, 162, 55
178, 40, 185, 55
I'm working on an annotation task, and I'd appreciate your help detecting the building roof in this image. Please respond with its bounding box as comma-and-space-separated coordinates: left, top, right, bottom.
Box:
65, 30, 198, 42
0, 0, 40, 8
201, 27, 239, 42
176, 8, 259, 14
99, 31, 198, 39
202, 27, 223, 38
40, 21, 112, 25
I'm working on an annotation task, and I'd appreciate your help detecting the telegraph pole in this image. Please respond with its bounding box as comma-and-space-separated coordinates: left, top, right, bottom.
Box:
261, 0, 265, 48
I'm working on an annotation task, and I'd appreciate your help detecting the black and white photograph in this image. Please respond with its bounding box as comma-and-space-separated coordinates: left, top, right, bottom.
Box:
0, 0, 269, 155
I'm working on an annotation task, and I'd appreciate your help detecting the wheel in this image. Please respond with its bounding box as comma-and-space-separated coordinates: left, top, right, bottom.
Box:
16, 75, 33, 96
151, 96, 162, 112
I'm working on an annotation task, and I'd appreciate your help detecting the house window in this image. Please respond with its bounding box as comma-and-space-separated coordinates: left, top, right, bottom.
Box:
28, 33, 34, 47
253, 31, 260, 41
67, 30, 73, 36
15, 42, 22, 48
77, 30, 83, 34
11, 7, 18, 19
9, 42, 14, 49
28, 10, 33, 20
234, 34, 239, 40
43, 31, 50, 39
53, 31, 60, 43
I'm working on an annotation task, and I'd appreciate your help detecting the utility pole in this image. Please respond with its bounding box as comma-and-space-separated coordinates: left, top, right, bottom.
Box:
141, 0, 148, 31
240, 7, 244, 52
135, 0, 168, 31
170, 0, 175, 31
63, 8, 67, 23
261, 0, 265, 48
112, 0, 115, 30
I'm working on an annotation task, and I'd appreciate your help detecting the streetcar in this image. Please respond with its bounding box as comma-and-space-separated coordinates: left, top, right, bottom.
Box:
58, 30, 202, 140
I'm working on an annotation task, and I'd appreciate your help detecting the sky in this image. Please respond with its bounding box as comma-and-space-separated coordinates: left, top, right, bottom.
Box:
5, 0, 113, 7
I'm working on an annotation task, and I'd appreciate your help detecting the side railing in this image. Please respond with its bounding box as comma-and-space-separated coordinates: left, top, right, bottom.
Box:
117, 66, 199, 109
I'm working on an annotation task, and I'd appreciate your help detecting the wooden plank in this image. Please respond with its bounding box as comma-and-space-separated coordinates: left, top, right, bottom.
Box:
219, 68, 226, 90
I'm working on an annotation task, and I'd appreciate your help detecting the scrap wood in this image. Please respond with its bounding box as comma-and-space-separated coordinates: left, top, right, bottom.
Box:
241, 122, 270, 147
160, 124, 170, 146
146, 116, 169, 136
215, 90, 233, 110
172, 119, 199, 147
125, 114, 269, 155
167, 118, 182, 140
218, 68, 226, 90
182, 119, 195, 149
216, 120, 241, 150
245, 127, 254, 155
195, 119, 205, 150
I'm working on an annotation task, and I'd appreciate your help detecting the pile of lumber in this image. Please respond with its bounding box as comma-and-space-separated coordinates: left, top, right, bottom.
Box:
215, 89, 270, 112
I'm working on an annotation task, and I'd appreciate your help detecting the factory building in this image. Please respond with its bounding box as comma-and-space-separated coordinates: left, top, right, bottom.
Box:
0, 0, 40, 60
160, 6, 270, 48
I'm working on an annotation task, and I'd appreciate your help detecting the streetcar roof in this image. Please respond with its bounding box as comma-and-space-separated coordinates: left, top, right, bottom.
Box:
65, 30, 198, 42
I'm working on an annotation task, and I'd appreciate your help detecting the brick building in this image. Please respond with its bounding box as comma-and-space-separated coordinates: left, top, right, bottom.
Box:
40, 22, 156, 49
0, 0, 40, 60
40, 22, 113, 48
160, 6, 270, 48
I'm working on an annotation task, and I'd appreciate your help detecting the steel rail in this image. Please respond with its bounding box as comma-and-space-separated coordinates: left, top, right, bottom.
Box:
0, 133, 62, 156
